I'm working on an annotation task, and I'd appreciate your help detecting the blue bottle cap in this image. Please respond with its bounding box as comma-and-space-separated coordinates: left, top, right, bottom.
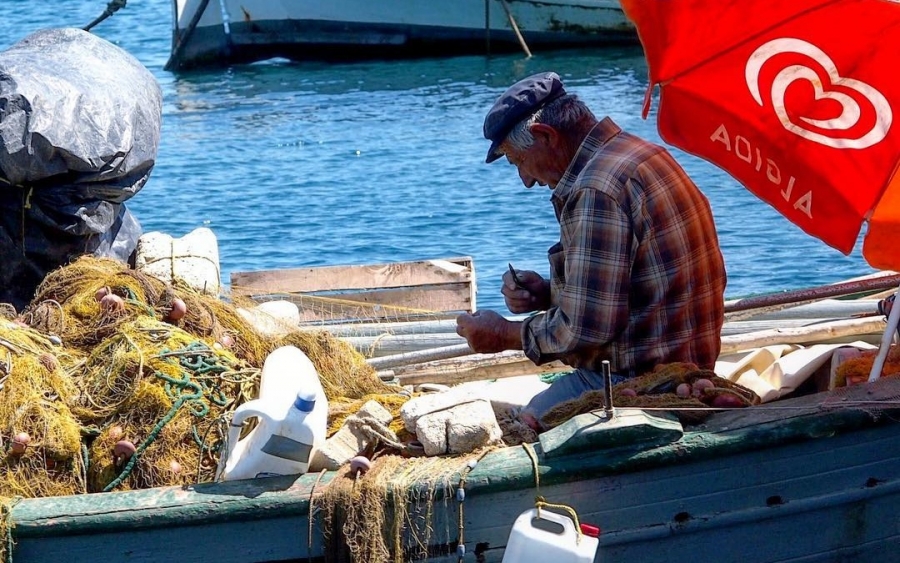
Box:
293, 391, 316, 412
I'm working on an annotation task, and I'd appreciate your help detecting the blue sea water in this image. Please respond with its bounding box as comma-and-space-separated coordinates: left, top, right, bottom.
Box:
0, 0, 877, 311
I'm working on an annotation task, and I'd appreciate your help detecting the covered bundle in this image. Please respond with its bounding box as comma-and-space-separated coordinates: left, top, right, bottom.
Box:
0, 28, 163, 310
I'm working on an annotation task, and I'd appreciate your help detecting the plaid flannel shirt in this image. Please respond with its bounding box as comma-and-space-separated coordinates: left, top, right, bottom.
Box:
521, 117, 727, 376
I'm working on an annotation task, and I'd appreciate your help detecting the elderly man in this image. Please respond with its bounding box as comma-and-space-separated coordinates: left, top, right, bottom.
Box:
456, 71, 727, 430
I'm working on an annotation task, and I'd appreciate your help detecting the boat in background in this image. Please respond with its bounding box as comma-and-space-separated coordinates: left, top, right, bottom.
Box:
165, 0, 637, 70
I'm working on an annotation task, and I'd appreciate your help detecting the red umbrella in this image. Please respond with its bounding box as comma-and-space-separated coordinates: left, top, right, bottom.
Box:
621, 0, 900, 269
620, 0, 900, 380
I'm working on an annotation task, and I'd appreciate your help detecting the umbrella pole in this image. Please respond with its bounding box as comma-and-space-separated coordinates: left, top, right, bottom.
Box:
867, 282, 900, 383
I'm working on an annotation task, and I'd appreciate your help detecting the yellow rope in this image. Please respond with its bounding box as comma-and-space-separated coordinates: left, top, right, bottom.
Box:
455, 452, 490, 562
522, 442, 585, 545
521, 442, 541, 496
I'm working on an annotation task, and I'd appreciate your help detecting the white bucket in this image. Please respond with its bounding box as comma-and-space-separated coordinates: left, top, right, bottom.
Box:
219, 346, 328, 481
502, 508, 600, 563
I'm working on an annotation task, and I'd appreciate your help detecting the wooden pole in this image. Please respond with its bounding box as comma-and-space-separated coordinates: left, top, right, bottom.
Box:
498, 0, 532, 58
719, 317, 886, 355
366, 343, 476, 371
391, 355, 570, 386
724, 272, 900, 321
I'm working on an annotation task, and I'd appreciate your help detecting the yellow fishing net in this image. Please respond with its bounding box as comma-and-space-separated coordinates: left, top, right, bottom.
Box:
0, 256, 458, 562
834, 344, 900, 387
0, 256, 400, 499
541, 362, 760, 428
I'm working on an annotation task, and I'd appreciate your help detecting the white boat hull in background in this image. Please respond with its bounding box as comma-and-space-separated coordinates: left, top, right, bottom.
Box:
166, 0, 636, 69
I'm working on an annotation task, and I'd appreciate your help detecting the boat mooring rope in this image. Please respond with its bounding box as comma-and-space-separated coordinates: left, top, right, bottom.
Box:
83, 0, 127, 32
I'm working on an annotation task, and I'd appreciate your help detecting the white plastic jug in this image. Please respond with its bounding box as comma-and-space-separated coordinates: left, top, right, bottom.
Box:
501, 508, 600, 563
258, 345, 325, 410
220, 346, 328, 481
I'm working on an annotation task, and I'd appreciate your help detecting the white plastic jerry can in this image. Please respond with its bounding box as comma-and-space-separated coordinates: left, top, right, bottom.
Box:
221, 390, 323, 481
501, 508, 600, 563
218, 345, 329, 481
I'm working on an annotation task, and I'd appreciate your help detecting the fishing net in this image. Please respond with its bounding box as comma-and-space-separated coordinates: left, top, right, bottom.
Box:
833, 344, 900, 387
314, 452, 477, 563
0, 255, 400, 506
0, 321, 85, 498
541, 362, 760, 428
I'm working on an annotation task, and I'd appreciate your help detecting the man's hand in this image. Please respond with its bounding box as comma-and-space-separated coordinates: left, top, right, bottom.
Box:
455, 310, 522, 354
501, 268, 550, 314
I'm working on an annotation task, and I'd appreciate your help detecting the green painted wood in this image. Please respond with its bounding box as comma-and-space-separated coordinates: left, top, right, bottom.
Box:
11, 471, 335, 536
538, 408, 683, 457
461, 377, 900, 495
7, 378, 900, 562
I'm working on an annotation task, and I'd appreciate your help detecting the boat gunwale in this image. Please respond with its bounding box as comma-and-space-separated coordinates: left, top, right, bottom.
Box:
10, 377, 900, 538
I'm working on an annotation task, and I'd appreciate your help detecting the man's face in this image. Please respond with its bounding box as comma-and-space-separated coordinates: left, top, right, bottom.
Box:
499, 125, 568, 189
501, 142, 557, 189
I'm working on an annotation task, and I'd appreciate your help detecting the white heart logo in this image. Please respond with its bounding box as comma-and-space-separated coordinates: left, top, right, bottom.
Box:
746, 38, 892, 149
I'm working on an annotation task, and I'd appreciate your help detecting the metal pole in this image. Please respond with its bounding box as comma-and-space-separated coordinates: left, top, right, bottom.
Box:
484, 0, 491, 56
868, 281, 900, 383
602, 360, 613, 418
724, 273, 900, 317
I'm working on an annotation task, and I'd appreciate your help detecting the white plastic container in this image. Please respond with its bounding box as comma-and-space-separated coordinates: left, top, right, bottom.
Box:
257, 345, 325, 408
220, 346, 328, 481
135, 227, 221, 296
501, 508, 600, 563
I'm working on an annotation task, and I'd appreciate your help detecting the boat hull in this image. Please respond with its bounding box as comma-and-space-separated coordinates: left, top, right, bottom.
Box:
166, 0, 636, 69
9, 378, 900, 562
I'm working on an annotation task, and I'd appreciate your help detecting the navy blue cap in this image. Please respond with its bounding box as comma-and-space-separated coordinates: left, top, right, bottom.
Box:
483, 71, 566, 163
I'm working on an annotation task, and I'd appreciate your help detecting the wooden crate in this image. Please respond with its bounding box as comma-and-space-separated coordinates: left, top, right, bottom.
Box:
230, 256, 477, 323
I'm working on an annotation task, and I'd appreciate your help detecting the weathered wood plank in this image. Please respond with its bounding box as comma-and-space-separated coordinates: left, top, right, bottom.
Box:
299, 318, 459, 337
740, 298, 880, 320
720, 316, 886, 354
259, 283, 474, 323
231, 257, 473, 294
387, 351, 572, 386
344, 330, 467, 357
231, 257, 477, 324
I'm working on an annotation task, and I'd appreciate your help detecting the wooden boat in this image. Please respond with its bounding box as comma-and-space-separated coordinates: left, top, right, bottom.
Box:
164, 0, 637, 70
6, 263, 900, 563
10, 377, 900, 562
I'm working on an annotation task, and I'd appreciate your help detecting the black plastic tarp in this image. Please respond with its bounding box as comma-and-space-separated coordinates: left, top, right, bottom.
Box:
0, 28, 162, 311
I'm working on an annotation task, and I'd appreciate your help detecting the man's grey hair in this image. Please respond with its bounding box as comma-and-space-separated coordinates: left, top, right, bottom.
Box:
504, 94, 596, 151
